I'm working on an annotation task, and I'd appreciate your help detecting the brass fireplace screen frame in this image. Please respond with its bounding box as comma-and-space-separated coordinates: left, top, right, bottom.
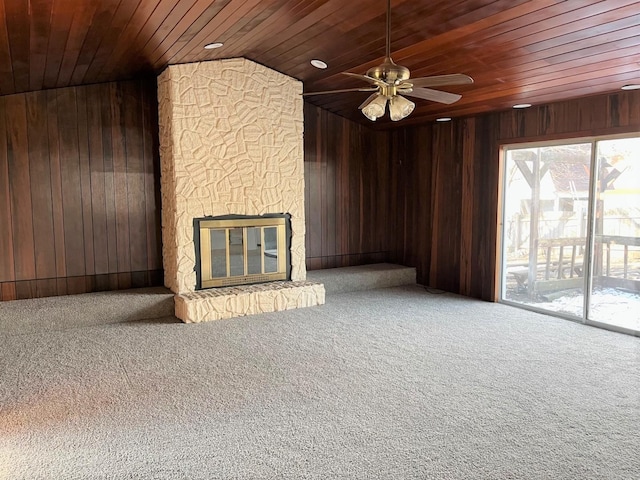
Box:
194, 214, 291, 289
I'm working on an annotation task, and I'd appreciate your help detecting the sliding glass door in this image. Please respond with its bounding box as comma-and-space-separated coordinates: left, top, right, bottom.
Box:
588, 138, 640, 331
500, 135, 640, 334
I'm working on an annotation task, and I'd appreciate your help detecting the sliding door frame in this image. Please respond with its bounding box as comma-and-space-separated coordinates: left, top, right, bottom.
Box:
498, 132, 640, 336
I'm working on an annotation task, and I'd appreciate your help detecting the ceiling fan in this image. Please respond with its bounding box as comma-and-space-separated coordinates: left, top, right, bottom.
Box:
303, 0, 473, 122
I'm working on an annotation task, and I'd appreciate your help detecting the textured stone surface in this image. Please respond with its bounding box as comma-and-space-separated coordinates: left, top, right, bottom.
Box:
175, 281, 325, 323
158, 58, 306, 294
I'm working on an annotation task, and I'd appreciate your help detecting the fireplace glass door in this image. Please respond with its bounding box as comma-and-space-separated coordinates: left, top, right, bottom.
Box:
196, 216, 289, 289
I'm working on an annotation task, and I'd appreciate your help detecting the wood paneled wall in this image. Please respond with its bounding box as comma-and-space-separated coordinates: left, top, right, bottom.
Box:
0, 78, 162, 301
388, 117, 499, 300
390, 89, 640, 301
304, 103, 392, 270
4, 81, 635, 303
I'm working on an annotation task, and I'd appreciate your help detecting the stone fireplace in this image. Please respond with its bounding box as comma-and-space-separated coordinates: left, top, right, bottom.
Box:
157, 58, 324, 322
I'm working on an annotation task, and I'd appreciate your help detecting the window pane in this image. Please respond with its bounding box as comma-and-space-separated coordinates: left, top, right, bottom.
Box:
588, 138, 640, 331
263, 227, 278, 273
246, 227, 262, 275
502, 144, 591, 318
229, 228, 244, 276
210, 229, 227, 278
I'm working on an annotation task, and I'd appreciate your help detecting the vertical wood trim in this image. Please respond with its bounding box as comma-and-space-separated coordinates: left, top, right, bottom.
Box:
347, 121, 361, 261
15, 280, 37, 299
303, 104, 312, 264
493, 145, 506, 302
123, 80, 147, 271
319, 111, 331, 267
338, 110, 350, 261
5, 94, 36, 280
459, 118, 475, 296
36, 278, 57, 298
142, 78, 162, 270
0, 2, 15, 95
394, 130, 407, 268
3, 0, 30, 91
57, 87, 85, 277
55, 277, 67, 296
0, 96, 14, 282
101, 83, 118, 273
1, 282, 16, 301
86, 84, 109, 274
387, 131, 398, 265
26, 91, 56, 279
303, 103, 318, 270
306, 105, 321, 260
110, 82, 131, 272
117, 271, 132, 290
419, 126, 433, 285
47, 89, 66, 277
66, 275, 86, 295
76, 87, 95, 275
428, 127, 442, 287
483, 116, 501, 302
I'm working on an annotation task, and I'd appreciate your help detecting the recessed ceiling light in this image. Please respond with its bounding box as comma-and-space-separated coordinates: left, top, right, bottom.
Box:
204, 42, 224, 50
513, 103, 532, 109
310, 59, 328, 69
436, 117, 452, 122
621, 84, 640, 90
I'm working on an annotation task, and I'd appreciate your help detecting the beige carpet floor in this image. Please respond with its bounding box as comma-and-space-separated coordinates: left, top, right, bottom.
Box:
1, 285, 639, 479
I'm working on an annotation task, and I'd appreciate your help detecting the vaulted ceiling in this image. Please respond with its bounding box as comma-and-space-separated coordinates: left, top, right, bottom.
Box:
1, 0, 639, 127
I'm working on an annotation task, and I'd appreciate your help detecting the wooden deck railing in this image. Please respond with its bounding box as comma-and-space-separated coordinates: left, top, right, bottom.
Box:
596, 235, 640, 292
538, 237, 584, 280
509, 235, 640, 295
597, 235, 640, 279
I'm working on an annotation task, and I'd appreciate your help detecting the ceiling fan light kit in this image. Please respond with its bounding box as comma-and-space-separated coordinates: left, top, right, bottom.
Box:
360, 91, 415, 122
303, 0, 473, 122
361, 94, 388, 121
389, 95, 415, 121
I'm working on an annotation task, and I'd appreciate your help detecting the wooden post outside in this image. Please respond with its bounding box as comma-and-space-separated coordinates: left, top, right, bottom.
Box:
527, 149, 541, 297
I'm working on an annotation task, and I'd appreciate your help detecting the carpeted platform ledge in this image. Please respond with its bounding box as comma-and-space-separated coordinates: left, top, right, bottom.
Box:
174, 281, 325, 323
0, 287, 175, 335
307, 263, 416, 294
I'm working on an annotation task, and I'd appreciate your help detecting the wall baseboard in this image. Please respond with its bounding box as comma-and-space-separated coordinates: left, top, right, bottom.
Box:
0, 270, 164, 301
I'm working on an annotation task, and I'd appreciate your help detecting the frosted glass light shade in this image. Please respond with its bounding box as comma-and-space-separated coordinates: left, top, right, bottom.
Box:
389, 95, 415, 121
361, 95, 388, 121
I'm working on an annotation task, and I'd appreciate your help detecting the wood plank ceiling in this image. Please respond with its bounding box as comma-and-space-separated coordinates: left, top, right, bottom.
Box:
1, 0, 639, 127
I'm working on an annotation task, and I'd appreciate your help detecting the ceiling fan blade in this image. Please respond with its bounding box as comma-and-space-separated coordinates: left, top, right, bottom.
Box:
405, 74, 474, 88
341, 72, 387, 87
303, 87, 378, 96
402, 87, 462, 104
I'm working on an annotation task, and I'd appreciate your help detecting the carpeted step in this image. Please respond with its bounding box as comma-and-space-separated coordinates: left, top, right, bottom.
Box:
0, 287, 175, 335
306, 263, 416, 294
